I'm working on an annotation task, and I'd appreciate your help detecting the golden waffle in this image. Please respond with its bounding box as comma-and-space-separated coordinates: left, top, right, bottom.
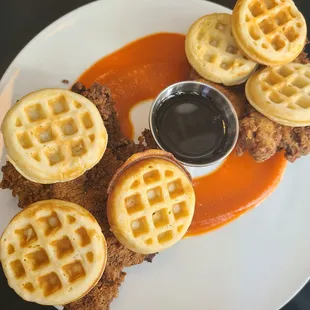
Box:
185, 13, 258, 86
1, 89, 108, 184
0, 200, 107, 305
107, 150, 196, 254
232, 0, 307, 66
246, 63, 310, 126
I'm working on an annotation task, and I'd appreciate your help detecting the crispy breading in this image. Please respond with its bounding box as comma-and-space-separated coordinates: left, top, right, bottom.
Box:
236, 112, 282, 162
0, 83, 155, 310
280, 126, 310, 162
236, 113, 310, 162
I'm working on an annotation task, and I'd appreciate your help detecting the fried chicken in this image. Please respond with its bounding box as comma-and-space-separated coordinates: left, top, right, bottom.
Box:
280, 126, 310, 162
0, 83, 155, 310
236, 111, 282, 162
189, 50, 310, 163
236, 112, 310, 162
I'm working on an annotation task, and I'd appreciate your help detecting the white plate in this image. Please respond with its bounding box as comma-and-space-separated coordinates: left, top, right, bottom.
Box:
0, 0, 309, 309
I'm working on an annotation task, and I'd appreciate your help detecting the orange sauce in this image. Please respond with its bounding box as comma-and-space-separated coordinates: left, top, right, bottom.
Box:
187, 151, 286, 235
79, 33, 190, 138
78, 32, 287, 236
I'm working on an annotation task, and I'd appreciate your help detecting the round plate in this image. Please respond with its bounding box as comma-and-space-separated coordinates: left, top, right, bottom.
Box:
0, 0, 309, 309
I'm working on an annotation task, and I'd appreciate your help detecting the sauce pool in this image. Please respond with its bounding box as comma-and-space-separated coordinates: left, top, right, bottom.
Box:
78, 32, 287, 236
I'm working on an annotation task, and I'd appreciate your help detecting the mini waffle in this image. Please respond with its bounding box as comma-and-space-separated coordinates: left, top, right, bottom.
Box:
232, 0, 307, 66
185, 13, 257, 85
1, 88, 108, 184
107, 150, 196, 254
0, 200, 107, 305
246, 63, 310, 126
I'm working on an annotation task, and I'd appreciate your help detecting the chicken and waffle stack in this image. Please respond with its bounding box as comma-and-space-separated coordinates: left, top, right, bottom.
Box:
0, 83, 192, 310
107, 150, 195, 254
0, 199, 107, 305
186, 0, 309, 162
1, 89, 108, 184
